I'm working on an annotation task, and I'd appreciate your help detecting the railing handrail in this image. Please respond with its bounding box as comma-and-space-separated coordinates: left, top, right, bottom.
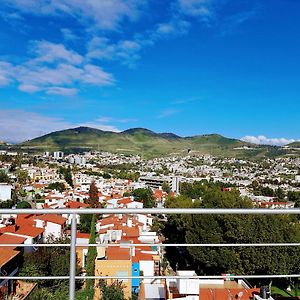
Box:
1, 274, 300, 280
1, 207, 300, 299
1, 207, 300, 214
1, 243, 300, 247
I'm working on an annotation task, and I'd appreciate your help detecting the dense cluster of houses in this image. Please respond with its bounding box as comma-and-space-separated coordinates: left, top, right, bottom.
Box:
0, 151, 300, 299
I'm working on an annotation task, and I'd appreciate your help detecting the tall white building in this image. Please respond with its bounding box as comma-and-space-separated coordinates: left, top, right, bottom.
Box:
0, 183, 12, 201
53, 151, 64, 159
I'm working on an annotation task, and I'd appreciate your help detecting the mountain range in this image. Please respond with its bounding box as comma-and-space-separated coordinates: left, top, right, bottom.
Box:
11, 126, 297, 158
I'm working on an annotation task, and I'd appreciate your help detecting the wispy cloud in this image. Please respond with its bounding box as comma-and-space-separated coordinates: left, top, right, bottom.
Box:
0, 110, 120, 143
61, 28, 79, 41
171, 96, 203, 105
0, 62, 13, 86
29, 40, 83, 65
96, 116, 138, 123
176, 0, 214, 19
0, 41, 114, 95
241, 135, 297, 146
218, 8, 259, 36
3, 0, 145, 31
0, 0, 261, 96
157, 108, 179, 119
87, 37, 142, 67
46, 87, 78, 96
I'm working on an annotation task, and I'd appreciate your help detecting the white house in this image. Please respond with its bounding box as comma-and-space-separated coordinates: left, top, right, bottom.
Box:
34, 215, 67, 241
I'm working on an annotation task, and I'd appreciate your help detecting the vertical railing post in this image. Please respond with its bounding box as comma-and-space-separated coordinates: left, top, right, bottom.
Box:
69, 213, 77, 300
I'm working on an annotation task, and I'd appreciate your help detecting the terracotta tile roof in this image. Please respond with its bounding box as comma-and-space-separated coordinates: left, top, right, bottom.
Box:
117, 198, 133, 205
35, 214, 67, 225
15, 225, 44, 238
123, 227, 139, 238
132, 250, 154, 263
65, 201, 88, 208
0, 248, 20, 267
106, 246, 131, 260
33, 183, 46, 188
100, 216, 119, 226
76, 232, 90, 239
0, 233, 26, 245
0, 225, 18, 234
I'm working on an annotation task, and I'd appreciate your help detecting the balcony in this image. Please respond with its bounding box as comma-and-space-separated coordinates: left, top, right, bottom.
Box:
0, 207, 300, 300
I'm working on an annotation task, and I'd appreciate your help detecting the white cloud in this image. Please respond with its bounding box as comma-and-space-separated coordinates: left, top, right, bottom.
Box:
78, 122, 120, 132
0, 110, 72, 142
155, 19, 190, 37
96, 117, 113, 123
96, 116, 138, 123
87, 36, 142, 67
177, 0, 213, 18
241, 135, 297, 146
0, 62, 13, 86
0, 109, 120, 143
46, 87, 78, 96
18, 84, 41, 93
61, 28, 78, 41
81, 64, 114, 85
0, 41, 114, 96
157, 108, 179, 119
30, 40, 83, 65
4, 0, 144, 30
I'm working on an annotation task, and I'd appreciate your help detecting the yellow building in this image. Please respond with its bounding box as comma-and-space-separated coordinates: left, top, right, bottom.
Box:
95, 247, 132, 299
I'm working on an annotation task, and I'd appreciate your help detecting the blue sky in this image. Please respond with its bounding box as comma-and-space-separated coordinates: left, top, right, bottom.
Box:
0, 0, 299, 145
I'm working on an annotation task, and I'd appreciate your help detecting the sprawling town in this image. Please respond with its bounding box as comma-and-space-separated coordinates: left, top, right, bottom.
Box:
0, 150, 300, 300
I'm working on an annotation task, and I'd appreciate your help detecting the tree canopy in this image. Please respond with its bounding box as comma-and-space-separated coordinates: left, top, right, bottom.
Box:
132, 188, 155, 208
19, 237, 71, 297
164, 183, 300, 287
59, 166, 73, 187
98, 280, 125, 300
0, 170, 10, 183
47, 182, 66, 192
17, 201, 32, 209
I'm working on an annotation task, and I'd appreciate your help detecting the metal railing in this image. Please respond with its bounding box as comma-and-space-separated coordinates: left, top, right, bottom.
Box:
1, 207, 300, 300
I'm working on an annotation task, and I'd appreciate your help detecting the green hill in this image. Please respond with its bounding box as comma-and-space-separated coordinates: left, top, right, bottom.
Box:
287, 141, 300, 148
18, 126, 281, 158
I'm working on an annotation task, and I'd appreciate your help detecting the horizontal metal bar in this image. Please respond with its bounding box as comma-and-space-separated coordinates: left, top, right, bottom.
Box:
1, 275, 300, 280
0, 244, 71, 247
2, 243, 300, 247
1, 208, 300, 215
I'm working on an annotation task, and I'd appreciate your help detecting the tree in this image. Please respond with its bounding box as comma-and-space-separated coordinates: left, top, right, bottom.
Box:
164, 183, 300, 287
59, 166, 73, 187
288, 191, 300, 206
87, 181, 99, 208
16, 169, 28, 185
17, 201, 32, 209
86, 214, 97, 291
98, 280, 126, 300
78, 214, 93, 233
0, 199, 15, 208
47, 182, 65, 192
27, 288, 69, 300
19, 237, 71, 294
132, 188, 155, 208
0, 170, 10, 183
162, 182, 171, 193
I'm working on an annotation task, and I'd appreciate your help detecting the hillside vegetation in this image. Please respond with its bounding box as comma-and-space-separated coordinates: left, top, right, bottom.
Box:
18, 126, 297, 158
